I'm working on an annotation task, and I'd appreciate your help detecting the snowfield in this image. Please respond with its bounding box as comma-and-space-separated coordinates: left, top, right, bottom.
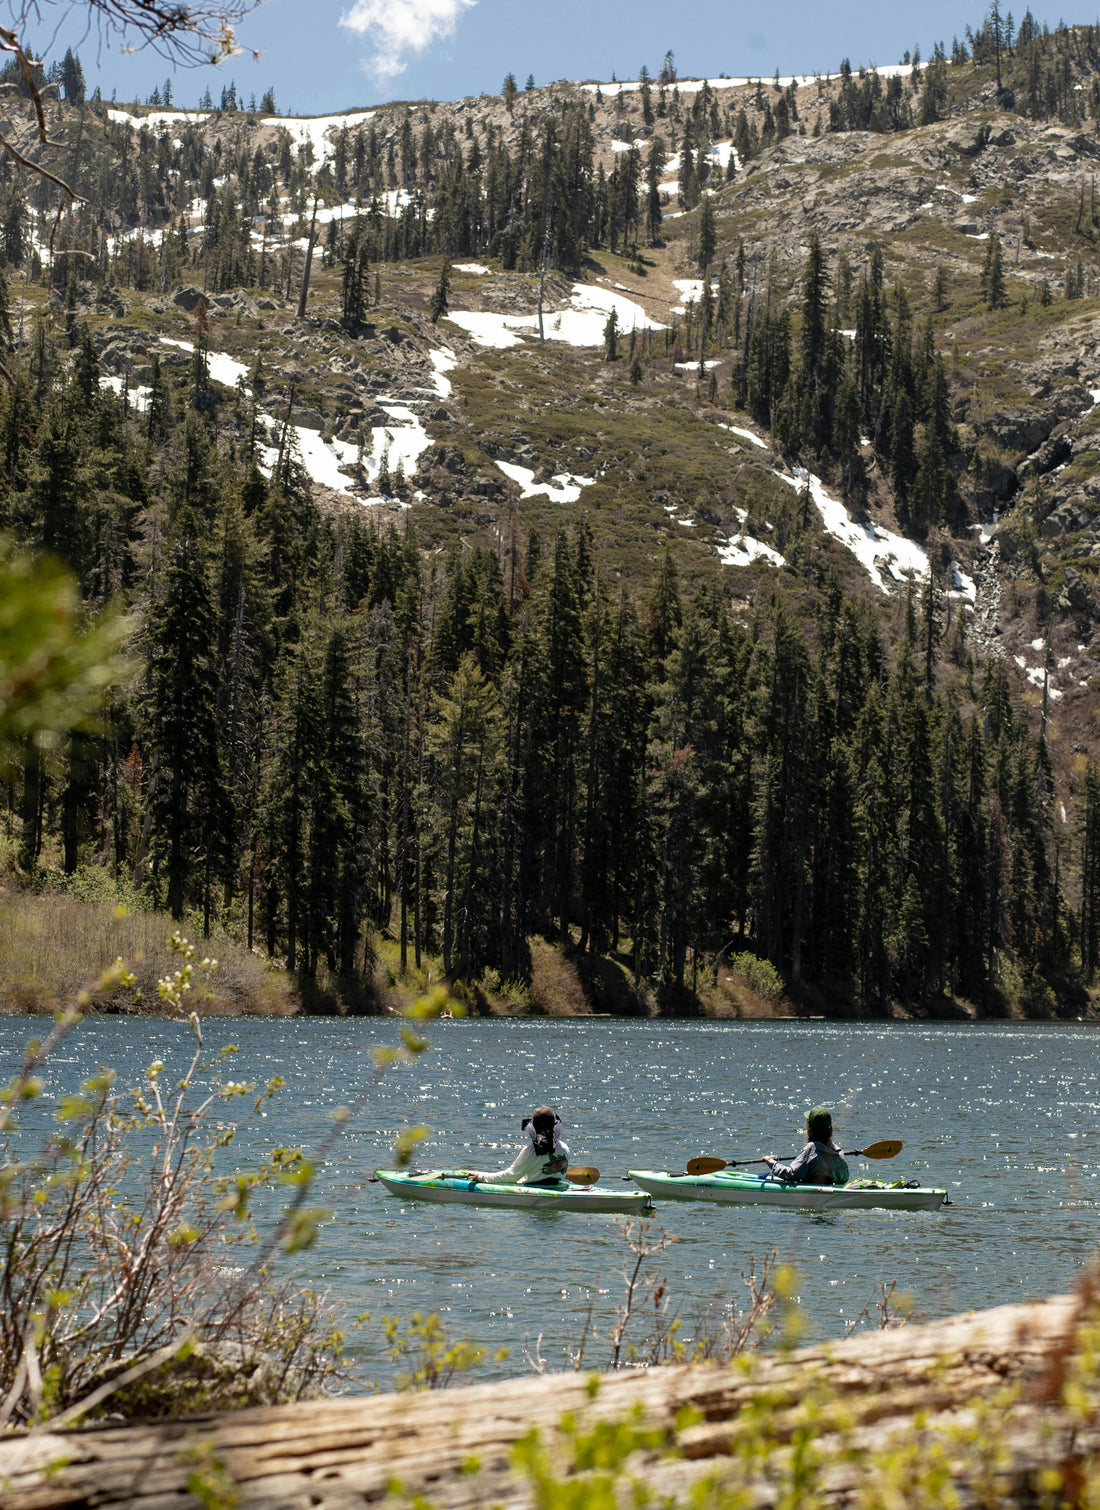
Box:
584, 64, 914, 96
108, 108, 209, 132
260, 112, 375, 171
775, 467, 928, 594
496, 461, 596, 504
427, 347, 457, 398
160, 338, 251, 390
447, 283, 665, 349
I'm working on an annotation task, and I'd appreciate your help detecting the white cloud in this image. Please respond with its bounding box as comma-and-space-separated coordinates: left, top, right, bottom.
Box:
340, 0, 475, 83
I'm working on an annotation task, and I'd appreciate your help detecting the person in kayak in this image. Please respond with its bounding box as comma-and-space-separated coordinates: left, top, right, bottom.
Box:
763, 1107, 850, 1186
463, 1106, 571, 1186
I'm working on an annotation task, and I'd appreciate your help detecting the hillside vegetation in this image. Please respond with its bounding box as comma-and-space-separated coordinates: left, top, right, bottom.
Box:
1, 6, 1100, 1018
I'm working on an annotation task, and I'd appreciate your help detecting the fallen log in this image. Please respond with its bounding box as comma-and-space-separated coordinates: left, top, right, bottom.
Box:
0, 1292, 1094, 1509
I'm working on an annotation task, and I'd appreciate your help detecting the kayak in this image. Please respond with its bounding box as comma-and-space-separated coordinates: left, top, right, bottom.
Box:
628, 1169, 947, 1212
375, 1169, 655, 1214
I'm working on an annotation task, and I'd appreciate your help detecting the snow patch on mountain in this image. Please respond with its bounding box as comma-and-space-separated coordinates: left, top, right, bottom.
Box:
585, 65, 913, 97
108, 109, 209, 132
777, 467, 929, 594
160, 338, 251, 390
100, 374, 152, 411
496, 461, 596, 503
447, 283, 664, 349
718, 532, 785, 569
261, 112, 375, 170
427, 347, 457, 398
257, 422, 359, 494
718, 423, 768, 449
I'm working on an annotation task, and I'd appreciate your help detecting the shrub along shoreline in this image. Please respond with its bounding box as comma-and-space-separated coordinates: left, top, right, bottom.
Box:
2, 886, 1089, 1021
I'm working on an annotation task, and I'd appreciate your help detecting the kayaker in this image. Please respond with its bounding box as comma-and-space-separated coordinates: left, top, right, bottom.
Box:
463, 1106, 571, 1186
763, 1107, 850, 1186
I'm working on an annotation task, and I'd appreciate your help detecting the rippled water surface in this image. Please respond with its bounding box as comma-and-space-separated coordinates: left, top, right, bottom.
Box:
4, 1016, 1098, 1383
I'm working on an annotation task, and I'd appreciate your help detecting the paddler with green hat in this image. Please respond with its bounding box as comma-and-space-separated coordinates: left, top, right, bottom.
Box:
763, 1107, 850, 1186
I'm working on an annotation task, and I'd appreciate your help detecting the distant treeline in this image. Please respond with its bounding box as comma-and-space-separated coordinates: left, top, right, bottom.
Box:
5, 9, 1100, 295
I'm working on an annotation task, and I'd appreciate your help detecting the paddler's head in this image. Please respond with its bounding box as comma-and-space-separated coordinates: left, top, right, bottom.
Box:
807, 1106, 833, 1142
524, 1106, 557, 1138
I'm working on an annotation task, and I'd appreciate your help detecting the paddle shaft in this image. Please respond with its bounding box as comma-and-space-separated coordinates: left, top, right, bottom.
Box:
685, 1141, 902, 1178
392, 1159, 601, 1183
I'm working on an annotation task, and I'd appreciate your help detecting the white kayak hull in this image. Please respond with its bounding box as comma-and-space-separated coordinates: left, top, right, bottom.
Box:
629, 1170, 947, 1212
376, 1169, 654, 1214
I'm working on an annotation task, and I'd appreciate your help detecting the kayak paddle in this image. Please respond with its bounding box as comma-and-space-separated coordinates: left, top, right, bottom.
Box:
419, 1165, 601, 1184
685, 1140, 903, 1177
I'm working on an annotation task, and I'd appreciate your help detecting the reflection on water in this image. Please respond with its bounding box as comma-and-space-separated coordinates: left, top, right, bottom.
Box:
2, 1016, 1097, 1386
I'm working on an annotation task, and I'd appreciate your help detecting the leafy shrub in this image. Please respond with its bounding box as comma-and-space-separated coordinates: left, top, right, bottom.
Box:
727, 951, 784, 1002
0, 942, 341, 1426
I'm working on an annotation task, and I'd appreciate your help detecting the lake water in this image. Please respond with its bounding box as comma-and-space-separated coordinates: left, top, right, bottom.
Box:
3, 1015, 1098, 1386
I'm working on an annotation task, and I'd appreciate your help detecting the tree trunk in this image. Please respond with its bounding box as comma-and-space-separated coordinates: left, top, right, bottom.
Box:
296, 197, 320, 319
0, 1295, 1092, 1510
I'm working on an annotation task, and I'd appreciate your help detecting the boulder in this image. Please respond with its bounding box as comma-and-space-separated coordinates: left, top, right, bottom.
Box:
1039, 499, 1090, 537
1064, 567, 1096, 613
473, 476, 504, 497
171, 285, 208, 313
1018, 434, 1073, 483
945, 120, 990, 157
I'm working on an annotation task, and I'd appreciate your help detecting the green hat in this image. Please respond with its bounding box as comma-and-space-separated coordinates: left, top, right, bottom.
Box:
807, 1106, 833, 1136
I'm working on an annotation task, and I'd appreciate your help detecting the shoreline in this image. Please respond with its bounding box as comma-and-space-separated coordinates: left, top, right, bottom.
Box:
2, 887, 1095, 1024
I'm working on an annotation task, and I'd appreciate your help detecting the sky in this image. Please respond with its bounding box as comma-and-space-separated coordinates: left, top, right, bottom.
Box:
33, 1, 1082, 116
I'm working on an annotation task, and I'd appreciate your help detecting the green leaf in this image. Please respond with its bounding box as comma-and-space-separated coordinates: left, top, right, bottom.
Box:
56, 1094, 93, 1121
278, 1207, 332, 1253
394, 1125, 431, 1167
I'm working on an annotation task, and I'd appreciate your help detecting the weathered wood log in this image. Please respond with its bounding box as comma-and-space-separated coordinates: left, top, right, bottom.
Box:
0, 1293, 1092, 1509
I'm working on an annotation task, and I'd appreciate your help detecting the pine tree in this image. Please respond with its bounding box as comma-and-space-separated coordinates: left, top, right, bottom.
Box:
429, 259, 451, 323
146, 507, 232, 922
981, 233, 1007, 308
697, 194, 717, 271
603, 306, 619, 361
428, 652, 503, 977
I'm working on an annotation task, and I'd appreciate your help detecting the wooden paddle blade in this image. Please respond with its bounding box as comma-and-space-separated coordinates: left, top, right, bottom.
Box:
686, 1156, 728, 1175
857, 1139, 903, 1159
567, 1165, 600, 1185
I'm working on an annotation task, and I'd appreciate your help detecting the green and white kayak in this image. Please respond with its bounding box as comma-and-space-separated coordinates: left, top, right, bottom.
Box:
375, 1169, 655, 1214
629, 1169, 947, 1212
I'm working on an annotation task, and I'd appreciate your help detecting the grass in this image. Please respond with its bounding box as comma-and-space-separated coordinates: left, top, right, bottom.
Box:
0, 889, 296, 1016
